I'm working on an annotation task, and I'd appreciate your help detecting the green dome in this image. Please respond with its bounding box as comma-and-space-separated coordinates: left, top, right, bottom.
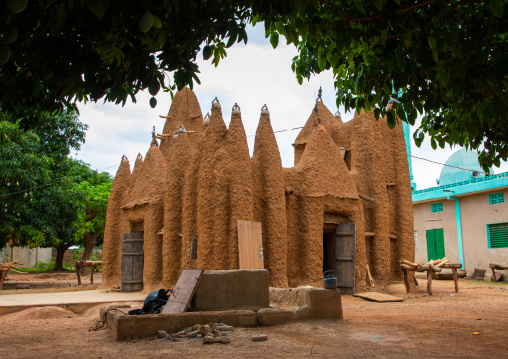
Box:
438, 148, 492, 186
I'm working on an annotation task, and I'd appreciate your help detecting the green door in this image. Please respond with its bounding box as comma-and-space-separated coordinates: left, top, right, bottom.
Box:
426, 228, 445, 261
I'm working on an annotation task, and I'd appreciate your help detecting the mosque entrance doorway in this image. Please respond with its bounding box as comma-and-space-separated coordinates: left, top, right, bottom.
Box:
323, 222, 356, 295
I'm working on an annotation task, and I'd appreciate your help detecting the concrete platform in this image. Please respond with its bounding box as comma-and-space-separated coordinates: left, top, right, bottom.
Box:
0, 289, 145, 315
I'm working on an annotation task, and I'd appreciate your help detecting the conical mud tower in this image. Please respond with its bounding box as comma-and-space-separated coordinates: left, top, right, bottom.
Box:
102, 88, 414, 293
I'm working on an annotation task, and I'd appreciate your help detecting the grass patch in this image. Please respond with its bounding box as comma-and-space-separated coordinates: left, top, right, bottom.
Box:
14, 261, 75, 272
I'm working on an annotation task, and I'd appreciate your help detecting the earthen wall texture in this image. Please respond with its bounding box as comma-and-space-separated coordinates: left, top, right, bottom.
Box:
101, 158, 131, 287
101, 89, 414, 293
252, 114, 288, 287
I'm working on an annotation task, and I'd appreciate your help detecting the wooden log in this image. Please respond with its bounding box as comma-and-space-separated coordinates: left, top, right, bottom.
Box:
441, 263, 462, 269
436, 258, 450, 268
364, 232, 375, 237
389, 234, 397, 240
401, 264, 442, 273
489, 263, 508, 270
400, 260, 418, 267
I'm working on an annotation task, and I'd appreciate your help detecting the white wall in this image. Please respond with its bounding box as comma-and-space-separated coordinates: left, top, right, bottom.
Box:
0, 246, 52, 268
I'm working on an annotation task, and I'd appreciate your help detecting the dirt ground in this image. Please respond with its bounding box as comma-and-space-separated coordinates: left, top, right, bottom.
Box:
1, 272, 508, 358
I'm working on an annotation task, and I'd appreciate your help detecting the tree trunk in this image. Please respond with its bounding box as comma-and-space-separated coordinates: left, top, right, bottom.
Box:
81, 231, 99, 261
54, 243, 72, 271
80, 231, 99, 275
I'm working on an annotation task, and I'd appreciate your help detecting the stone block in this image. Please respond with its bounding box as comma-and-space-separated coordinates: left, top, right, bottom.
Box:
191, 269, 270, 311
257, 308, 294, 326
306, 289, 342, 320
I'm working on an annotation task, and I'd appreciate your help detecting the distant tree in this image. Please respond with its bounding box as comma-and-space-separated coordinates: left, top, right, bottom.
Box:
0, 110, 103, 270
72, 171, 112, 264
0, 119, 52, 247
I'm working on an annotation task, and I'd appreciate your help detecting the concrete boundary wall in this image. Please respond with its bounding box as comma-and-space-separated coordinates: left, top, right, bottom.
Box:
0, 247, 52, 268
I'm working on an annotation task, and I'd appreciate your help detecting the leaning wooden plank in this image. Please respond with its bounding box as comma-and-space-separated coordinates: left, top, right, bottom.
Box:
366, 262, 375, 287
161, 269, 203, 314
353, 292, 404, 302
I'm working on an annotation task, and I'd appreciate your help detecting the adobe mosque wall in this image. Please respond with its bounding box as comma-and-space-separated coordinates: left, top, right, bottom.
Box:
101, 88, 415, 292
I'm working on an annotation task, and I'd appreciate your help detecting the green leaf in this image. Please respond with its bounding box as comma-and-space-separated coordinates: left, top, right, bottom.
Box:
490, 0, 504, 17
149, 97, 157, 108
373, 107, 381, 120
354, 0, 366, 14
386, 110, 396, 128
96, 0, 106, 19
152, 16, 162, 29
428, 37, 436, 50
380, 30, 387, 45
3, 25, 18, 44
317, 56, 326, 71
270, 32, 279, 49
403, 39, 411, 48
7, 0, 28, 14
0, 45, 11, 64
139, 12, 155, 33
56, 5, 67, 25
432, 50, 438, 63
202, 45, 212, 60
372, 0, 383, 11
226, 31, 237, 48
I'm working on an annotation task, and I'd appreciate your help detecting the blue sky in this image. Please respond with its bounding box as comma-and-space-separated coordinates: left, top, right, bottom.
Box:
75, 24, 507, 190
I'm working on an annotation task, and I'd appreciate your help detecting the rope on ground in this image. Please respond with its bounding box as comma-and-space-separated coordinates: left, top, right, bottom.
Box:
89, 306, 128, 332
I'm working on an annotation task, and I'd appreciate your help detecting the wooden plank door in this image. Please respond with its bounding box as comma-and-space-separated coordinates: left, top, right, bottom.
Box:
121, 233, 144, 291
237, 220, 264, 269
426, 228, 445, 261
161, 269, 203, 314
335, 223, 356, 295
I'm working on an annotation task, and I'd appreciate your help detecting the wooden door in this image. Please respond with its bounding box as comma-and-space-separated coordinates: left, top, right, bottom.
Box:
335, 223, 356, 295
426, 228, 445, 261
237, 220, 264, 269
121, 233, 144, 291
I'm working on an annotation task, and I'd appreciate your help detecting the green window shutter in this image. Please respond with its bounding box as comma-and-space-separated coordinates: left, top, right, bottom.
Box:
431, 202, 443, 212
488, 223, 508, 248
489, 192, 505, 205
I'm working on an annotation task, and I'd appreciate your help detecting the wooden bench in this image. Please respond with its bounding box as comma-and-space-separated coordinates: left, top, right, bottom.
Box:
489, 263, 508, 282
75, 260, 102, 285
400, 258, 462, 295
0, 261, 25, 290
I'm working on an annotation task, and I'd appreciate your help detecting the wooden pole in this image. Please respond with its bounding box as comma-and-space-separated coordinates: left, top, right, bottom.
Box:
402, 267, 410, 293
427, 266, 434, 295
452, 267, 459, 293
90, 264, 94, 284
76, 261, 81, 285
